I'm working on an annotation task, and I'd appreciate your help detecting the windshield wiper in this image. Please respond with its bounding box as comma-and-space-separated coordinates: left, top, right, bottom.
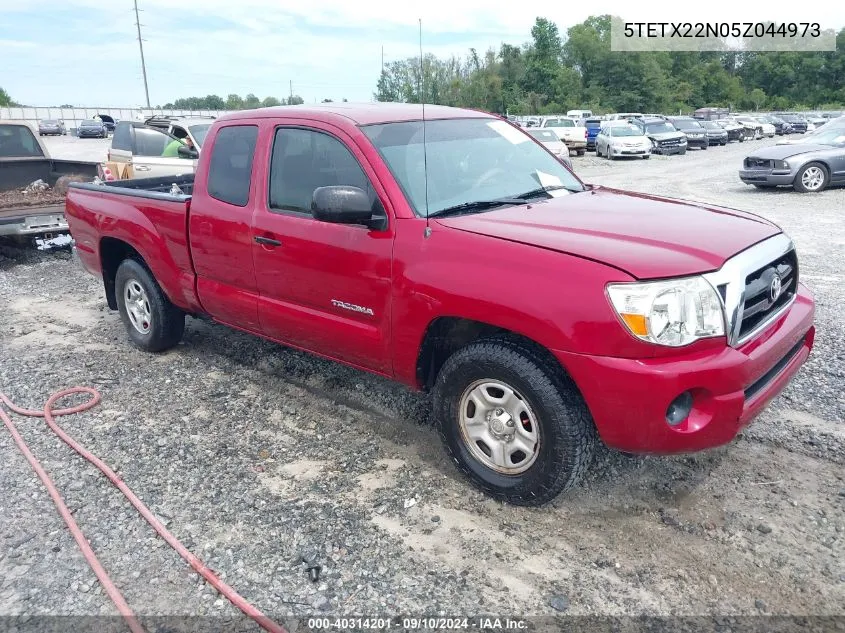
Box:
512, 185, 579, 200
427, 198, 527, 218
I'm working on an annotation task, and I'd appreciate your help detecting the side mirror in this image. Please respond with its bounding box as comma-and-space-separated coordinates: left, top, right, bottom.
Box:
311, 186, 381, 228
178, 145, 198, 159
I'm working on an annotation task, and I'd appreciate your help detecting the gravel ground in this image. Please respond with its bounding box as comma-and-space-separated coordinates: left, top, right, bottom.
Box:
1, 138, 843, 631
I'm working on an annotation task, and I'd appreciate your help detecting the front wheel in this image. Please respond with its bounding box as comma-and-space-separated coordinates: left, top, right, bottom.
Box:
642, 154, 650, 159
433, 338, 596, 506
576, 150, 585, 156
115, 259, 185, 352
793, 162, 829, 193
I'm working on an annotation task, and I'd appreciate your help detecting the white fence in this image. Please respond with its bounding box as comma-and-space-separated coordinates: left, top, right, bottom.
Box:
0, 106, 237, 132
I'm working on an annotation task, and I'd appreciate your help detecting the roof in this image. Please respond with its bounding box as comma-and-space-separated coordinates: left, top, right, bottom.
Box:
217, 102, 495, 126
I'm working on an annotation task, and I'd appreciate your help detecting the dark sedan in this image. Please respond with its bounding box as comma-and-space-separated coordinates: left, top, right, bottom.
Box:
77, 119, 108, 138
666, 116, 708, 149
739, 132, 845, 192
38, 120, 65, 136
774, 114, 809, 134
700, 120, 729, 146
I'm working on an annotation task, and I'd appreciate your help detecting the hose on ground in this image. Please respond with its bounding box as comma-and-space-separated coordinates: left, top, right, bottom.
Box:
0, 387, 287, 633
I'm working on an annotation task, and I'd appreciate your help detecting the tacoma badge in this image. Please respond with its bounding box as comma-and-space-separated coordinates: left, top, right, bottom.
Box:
331, 299, 374, 316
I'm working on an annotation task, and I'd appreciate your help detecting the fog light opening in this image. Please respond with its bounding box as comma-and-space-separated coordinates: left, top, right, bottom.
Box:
666, 391, 693, 426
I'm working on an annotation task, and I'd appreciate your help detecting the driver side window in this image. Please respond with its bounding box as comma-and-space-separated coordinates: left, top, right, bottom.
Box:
268, 127, 378, 215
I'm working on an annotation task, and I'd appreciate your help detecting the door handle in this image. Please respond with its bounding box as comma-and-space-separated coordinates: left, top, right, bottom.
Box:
254, 235, 282, 247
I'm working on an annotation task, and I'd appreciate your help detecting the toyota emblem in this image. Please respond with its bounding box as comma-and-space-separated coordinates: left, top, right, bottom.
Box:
769, 274, 782, 302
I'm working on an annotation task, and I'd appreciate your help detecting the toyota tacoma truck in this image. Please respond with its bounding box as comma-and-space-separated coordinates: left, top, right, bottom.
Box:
65, 104, 816, 506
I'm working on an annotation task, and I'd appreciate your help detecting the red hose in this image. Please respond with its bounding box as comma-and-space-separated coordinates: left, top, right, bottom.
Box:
1, 387, 287, 633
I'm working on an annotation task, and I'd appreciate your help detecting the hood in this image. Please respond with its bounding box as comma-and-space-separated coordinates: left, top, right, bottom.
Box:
434, 187, 780, 279
747, 144, 835, 160
647, 131, 684, 140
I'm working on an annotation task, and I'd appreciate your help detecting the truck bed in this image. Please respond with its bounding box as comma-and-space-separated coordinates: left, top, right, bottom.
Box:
72, 173, 195, 199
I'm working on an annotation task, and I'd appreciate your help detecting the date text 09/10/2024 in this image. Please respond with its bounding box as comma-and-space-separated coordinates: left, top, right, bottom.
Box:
307, 617, 528, 630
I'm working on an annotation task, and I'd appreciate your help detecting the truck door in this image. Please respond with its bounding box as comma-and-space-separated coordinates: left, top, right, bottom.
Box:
188, 124, 262, 330
250, 123, 394, 374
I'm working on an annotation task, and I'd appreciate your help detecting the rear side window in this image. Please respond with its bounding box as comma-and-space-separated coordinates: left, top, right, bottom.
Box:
0, 124, 44, 158
111, 123, 132, 151
134, 127, 172, 156
207, 125, 258, 207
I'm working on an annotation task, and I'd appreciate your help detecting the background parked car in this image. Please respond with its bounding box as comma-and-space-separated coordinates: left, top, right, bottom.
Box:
774, 113, 809, 134
525, 128, 573, 169
633, 117, 687, 155
666, 116, 708, 149
539, 116, 587, 155
76, 119, 108, 138
596, 121, 652, 159
700, 120, 729, 146
584, 117, 603, 151
761, 115, 792, 135
37, 120, 66, 136
107, 120, 199, 178
714, 119, 748, 142
739, 134, 845, 192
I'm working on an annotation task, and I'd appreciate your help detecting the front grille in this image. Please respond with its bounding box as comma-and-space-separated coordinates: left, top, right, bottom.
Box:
745, 157, 772, 169
736, 249, 798, 341
658, 139, 680, 147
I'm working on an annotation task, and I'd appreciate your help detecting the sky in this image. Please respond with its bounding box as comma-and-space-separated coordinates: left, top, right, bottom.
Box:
2, 0, 844, 108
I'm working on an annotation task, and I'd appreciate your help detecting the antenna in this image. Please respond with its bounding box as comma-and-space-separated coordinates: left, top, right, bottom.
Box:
419, 18, 431, 237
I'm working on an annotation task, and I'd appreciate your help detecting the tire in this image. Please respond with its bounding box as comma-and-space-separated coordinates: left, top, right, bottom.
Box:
793, 162, 829, 193
739, 135, 745, 142
115, 258, 185, 352
432, 337, 597, 506
642, 154, 650, 159
576, 150, 585, 156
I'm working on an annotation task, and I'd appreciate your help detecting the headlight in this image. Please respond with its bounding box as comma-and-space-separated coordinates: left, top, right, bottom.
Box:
606, 276, 725, 347
679, 137, 687, 144
774, 160, 789, 169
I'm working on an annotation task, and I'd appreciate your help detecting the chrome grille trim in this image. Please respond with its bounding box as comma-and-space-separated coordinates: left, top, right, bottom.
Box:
702, 233, 796, 348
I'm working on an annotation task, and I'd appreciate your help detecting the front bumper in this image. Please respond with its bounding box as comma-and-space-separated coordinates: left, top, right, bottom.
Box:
553, 283, 815, 454
610, 146, 651, 157
685, 136, 708, 148
739, 168, 796, 186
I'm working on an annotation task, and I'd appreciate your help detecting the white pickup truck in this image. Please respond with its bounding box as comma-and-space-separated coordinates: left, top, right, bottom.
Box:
539, 116, 587, 155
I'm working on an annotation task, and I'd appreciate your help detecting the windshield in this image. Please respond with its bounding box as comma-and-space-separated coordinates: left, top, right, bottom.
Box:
701, 122, 719, 129
544, 118, 575, 128
801, 129, 845, 146
527, 129, 560, 142
189, 124, 211, 147
673, 119, 702, 129
81, 120, 100, 126
646, 122, 676, 134
362, 118, 583, 217
608, 125, 643, 137
41, 120, 58, 125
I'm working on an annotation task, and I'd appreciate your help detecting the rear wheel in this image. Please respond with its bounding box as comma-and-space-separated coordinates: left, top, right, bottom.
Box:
433, 338, 596, 506
576, 150, 585, 156
642, 154, 650, 159
115, 259, 185, 352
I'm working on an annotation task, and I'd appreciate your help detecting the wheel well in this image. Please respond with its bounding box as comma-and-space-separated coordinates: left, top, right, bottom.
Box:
100, 238, 142, 310
415, 317, 567, 391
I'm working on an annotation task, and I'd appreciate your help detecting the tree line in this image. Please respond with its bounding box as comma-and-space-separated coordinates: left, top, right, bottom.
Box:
375, 15, 845, 115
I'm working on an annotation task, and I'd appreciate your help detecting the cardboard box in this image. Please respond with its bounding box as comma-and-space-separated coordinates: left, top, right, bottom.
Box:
100, 161, 134, 180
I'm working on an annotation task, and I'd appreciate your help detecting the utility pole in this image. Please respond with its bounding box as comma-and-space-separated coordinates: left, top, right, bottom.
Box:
381, 46, 384, 73
289, 80, 293, 101
133, 0, 151, 107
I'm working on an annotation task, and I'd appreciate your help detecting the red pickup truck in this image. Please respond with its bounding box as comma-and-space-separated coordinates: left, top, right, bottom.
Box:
65, 103, 815, 506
